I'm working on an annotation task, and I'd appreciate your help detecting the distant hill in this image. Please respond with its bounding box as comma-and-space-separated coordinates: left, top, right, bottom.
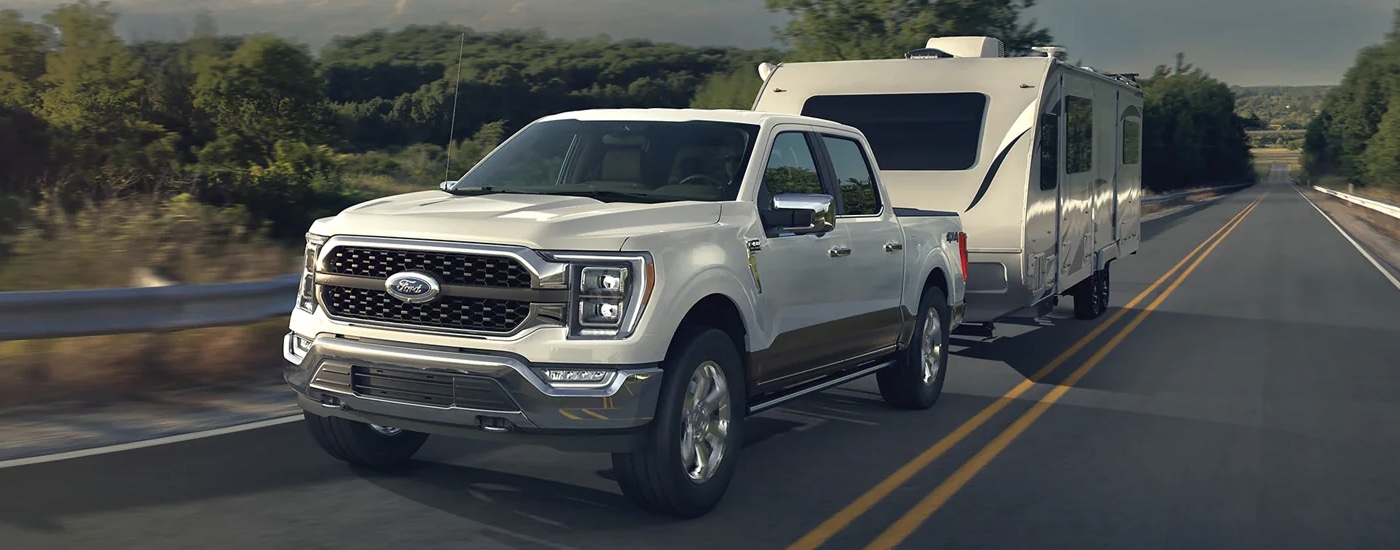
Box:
1232, 85, 1335, 130
1231, 85, 1335, 149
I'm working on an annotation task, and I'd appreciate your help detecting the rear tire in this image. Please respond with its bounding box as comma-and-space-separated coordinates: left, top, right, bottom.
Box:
612, 326, 746, 519
304, 412, 429, 467
877, 285, 950, 410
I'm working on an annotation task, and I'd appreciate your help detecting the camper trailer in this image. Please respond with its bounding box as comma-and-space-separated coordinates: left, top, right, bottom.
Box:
750, 36, 1144, 330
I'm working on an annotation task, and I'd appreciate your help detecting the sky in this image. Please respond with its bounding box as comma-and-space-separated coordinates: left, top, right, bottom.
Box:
7, 0, 1397, 86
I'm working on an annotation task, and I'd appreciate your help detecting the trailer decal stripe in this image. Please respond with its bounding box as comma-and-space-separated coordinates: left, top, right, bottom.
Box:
965, 128, 1030, 212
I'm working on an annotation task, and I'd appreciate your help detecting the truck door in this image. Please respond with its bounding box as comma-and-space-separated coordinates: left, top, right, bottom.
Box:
813, 131, 905, 358
747, 127, 855, 390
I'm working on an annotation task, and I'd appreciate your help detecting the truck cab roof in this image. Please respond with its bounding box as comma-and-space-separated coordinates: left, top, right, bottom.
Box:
537, 108, 864, 136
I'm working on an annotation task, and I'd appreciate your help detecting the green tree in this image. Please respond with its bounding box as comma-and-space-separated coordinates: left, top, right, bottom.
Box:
1139, 53, 1254, 192
764, 0, 1053, 61
193, 33, 336, 167
1302, 9, 1400, 189
1360, 95, 1400, 188
691, 67, 761, 110
35, 0, 177, 180
0, 9, 54, 108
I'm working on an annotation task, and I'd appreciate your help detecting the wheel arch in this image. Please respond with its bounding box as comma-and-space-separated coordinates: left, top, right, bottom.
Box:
669, 293, 752, 390
898, 266, 951, 350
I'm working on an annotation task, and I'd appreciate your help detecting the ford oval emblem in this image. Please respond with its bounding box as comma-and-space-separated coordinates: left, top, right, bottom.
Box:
384, 271, 442, 304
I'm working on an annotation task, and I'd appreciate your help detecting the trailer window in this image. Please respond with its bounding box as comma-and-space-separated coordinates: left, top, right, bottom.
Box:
1038, 107, 1059, 190
1122, 119, 1141, 165
1066, 95, 1093, 174
801, 92, 987, 172
821, 135, 882, 216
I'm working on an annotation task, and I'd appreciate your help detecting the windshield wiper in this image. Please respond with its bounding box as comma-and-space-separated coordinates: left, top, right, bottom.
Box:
550, 190, 664, 203
446, 186, 547, 196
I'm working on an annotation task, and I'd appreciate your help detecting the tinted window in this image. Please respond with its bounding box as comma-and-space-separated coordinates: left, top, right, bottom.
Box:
801, 92, 987, 171
451, 118, 758, 203
1122, 119, 1141, 165
1066, 95, 1093, 174
821, 135, 881, 216
1038, 106, 1060, 190
762, 132, 824, 200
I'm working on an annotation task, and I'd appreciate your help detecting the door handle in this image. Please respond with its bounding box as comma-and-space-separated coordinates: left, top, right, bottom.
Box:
829, 246, 851, 258
884, 241, 903, 252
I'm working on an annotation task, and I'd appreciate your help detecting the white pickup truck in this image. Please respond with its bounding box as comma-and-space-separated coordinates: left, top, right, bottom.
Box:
283, 108, 968, 518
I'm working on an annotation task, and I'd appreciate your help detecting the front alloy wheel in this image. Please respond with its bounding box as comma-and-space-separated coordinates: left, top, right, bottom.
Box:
681, 361, 731, 483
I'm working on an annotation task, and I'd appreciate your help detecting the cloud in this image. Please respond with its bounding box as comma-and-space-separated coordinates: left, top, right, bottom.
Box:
5, 0, 1392, 85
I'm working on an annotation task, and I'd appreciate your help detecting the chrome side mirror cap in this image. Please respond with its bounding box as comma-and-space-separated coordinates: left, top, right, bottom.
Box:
768, 193, 836, 235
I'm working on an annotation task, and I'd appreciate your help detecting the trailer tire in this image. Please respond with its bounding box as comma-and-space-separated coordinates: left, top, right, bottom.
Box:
1073, 265, 1110, 320
612, 326, 746, 519
877, 285, 950, 410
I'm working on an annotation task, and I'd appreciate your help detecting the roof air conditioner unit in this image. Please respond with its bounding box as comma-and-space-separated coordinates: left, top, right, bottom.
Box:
923, 36, 1005, 58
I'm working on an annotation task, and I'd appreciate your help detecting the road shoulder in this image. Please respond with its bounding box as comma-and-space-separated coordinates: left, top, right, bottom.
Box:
1298, 185, 1400, 283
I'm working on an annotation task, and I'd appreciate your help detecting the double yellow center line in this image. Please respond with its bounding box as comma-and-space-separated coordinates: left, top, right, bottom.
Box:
787, 192, 1268, 550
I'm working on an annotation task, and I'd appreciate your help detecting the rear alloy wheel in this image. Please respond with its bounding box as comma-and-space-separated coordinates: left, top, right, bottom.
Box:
877, 285, 950, 410
304, 412, 429, 468
612, 326, 745, 519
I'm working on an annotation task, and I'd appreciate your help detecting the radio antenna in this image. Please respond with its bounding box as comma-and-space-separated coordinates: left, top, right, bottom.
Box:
445, 30, 467, 183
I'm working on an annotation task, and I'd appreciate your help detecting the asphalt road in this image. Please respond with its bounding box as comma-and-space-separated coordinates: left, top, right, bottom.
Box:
4, 164, 1400, 549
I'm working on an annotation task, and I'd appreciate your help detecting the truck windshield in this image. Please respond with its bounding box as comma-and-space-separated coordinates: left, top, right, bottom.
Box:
448, 118, 759, 203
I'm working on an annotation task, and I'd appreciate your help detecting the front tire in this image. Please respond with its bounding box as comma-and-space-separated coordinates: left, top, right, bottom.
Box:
612, 326, 746, 519
304, 412, 429, 467
877, 285, 950, 410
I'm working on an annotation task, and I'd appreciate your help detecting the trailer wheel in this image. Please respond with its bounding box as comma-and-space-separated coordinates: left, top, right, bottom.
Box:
1073, 265, 1110, 320
877, 285, 950, 410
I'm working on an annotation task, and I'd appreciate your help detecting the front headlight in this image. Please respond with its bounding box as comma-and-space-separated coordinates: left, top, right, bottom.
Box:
543, 252, 654, 339
297, 233, 327, 313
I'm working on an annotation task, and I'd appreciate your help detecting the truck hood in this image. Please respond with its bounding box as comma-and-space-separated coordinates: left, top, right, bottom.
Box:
313, 190, 724, 251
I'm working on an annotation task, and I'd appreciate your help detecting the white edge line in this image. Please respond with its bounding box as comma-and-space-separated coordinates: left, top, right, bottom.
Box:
0, 414, 302, 470
1294, 184, 1400, 292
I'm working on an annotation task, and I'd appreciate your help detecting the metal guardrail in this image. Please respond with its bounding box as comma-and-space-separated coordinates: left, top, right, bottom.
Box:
1141, 182, 1253, 205
0, 181, 1254, 342
1311, 186, 1400, 220
0, 274, 300, 342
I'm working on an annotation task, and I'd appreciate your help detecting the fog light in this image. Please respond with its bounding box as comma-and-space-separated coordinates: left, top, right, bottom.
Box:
534, 368, 616, 387
295, 335, 312, 352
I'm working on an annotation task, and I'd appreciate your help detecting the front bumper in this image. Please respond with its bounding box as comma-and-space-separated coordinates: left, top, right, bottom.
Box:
283, 332, 664, 452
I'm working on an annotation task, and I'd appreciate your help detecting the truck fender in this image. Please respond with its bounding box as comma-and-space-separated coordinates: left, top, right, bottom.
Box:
650, 265, 759, 358
899, 243, 959, 350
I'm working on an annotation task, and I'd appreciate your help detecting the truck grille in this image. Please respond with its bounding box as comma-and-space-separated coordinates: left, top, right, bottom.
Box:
350, 365, 520, 411
321, 286, 532, 333
322, 245, 532, 288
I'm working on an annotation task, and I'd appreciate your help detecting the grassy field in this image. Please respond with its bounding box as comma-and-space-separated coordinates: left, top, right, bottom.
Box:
0, 174, 441, 407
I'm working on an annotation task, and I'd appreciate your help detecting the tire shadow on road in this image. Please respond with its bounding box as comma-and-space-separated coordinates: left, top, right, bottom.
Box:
355, 461, 674, 537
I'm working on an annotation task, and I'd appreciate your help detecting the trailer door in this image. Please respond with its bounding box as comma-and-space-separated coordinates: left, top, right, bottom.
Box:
1059, 78, 1096, 288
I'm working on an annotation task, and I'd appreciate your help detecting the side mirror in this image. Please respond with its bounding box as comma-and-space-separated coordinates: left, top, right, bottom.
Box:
440, 180, 454, 192
765, 193, 836, 235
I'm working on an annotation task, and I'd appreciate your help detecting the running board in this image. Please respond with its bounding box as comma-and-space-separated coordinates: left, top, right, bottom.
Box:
748, 360, 895, 415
